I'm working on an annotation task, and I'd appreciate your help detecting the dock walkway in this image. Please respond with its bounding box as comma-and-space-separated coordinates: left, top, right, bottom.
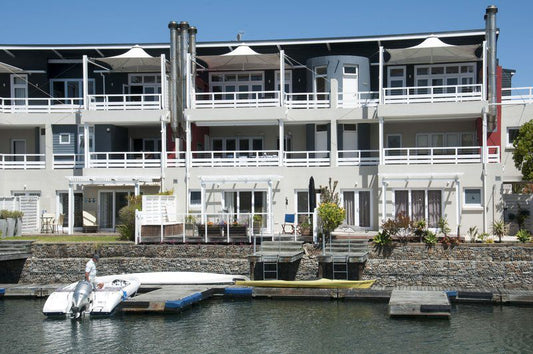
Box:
388, 289, 451, 318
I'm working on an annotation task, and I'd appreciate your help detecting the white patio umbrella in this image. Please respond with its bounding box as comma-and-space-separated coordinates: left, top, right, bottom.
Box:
96, 45, 163, 72
198, 45, 287, 70
387, 37, 479, 65
0, 61, 23, 73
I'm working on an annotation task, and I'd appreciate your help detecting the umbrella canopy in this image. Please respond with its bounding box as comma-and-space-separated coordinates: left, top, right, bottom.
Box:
386, 37, 479, 65
198, 45, 287, 71
96, 45, 163, 72
0, 61, 22, 73
308, 177, 316, 217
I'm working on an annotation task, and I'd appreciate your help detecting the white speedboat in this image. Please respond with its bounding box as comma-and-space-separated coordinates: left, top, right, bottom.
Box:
106, 271, 249, 285
43, 277, 140, 318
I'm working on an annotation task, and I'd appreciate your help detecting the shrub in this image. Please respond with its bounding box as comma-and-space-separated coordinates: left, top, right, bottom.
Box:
467, 226, 478, 243
516, 229, 531, 243
373, 230, 392, 246
395, 213, 412, 243
413, 219, 427, 243
116, 195, 142, 241
423, 230, 438, 246
478, 232, 490, 243
317, 202, 345, 237
492, 220, 507, 243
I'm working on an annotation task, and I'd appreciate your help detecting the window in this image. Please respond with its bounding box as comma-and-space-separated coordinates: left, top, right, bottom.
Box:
343, 65, 358, 75
314, 66, 327, 96
127, 74, 162, 101
507, 127, 520, 148
59, 133, 70, 145
189, 191, 201, 207
394, 190, 442, 228
210, 72, 264, 99
50, 79, 94, 101
296, 191, 312, 224
387, 66, 406, 95
11, 74, 28, 106
275, 70, 292, 93
464, 189, 482, 207
414, 63, 476, 94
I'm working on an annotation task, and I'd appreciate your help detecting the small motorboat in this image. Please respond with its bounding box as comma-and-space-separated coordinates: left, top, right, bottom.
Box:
235, 278, 376, 289
43, 277, 140, 318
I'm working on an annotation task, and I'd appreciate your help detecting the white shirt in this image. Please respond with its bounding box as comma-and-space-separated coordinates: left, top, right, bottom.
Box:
85, 259, 97, 281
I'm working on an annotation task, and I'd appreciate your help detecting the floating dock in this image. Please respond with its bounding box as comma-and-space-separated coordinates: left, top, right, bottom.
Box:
388, 290, 451, 318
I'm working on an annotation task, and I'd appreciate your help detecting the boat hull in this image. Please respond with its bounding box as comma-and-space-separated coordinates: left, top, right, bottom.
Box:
235, 279, 376, 289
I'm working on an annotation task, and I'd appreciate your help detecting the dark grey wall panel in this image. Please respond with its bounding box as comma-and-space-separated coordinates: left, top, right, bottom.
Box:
52, 125, 77, 154
306, 124, 314, 151
358, 124, 370, 150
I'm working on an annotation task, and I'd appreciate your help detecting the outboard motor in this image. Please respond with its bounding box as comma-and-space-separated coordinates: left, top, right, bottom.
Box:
71, 281, 93, 319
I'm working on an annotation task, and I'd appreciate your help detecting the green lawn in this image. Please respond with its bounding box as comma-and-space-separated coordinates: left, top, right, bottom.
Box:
5, 235, 127, 243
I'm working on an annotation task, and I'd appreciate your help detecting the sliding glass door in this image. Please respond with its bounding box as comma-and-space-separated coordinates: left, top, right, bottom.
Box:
343, 191, 371, 228
99, 191, 131, 230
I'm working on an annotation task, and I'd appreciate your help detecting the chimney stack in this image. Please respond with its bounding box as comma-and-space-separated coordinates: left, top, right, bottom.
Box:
485, 5, 498, 131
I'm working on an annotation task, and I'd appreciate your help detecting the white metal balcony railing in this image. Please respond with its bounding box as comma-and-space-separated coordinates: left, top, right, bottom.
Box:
166, 152, 186, 168
88, 152, 162, 168
284, 92, 330, 109
337, 150, 380, 166
501, 87, 533, 104
88, 94, 162, 111
194, 91, 280, 108
0, 98, 83, 113
383, 84, 482, 104
191, 150, 280, 167
337, 92, 379, 108
53, 154, 84, 169
0, 154, 45, 169
383, 146, 500, 165
284, 151, 330, 167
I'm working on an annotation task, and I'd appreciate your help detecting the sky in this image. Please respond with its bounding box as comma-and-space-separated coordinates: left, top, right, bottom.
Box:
3, 0, 533, 86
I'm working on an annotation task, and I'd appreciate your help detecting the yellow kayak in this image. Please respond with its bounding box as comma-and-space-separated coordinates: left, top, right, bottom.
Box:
235, 279, 375, 289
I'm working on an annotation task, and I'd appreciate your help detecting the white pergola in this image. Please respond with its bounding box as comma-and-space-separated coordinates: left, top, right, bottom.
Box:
65, 176, 161, 234
379, 172, 465, 233
198, 175, 283, 233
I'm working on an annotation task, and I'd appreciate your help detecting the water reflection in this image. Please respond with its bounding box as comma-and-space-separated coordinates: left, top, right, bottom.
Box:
1, 299, 532, 353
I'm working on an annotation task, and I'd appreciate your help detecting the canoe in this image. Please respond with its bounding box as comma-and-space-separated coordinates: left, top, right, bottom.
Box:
235, 278, 375, 289
98, 272, 249, 285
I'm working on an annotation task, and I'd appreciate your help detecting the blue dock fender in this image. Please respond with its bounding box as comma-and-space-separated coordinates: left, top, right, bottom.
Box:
446, 290, 457, 298
0, 288, 5, 297
122, 290, 127, 301
165, 292, 203, 310
224, 287, 253, 297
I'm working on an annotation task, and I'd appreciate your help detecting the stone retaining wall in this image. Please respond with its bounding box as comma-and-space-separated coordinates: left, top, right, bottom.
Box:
17, 242, 533, 289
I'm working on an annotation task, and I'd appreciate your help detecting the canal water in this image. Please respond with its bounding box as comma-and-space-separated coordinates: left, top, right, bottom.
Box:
0, 298, 532, 353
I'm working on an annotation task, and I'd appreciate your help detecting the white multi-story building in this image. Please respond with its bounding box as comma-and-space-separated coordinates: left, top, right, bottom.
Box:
0, 6, 528, 239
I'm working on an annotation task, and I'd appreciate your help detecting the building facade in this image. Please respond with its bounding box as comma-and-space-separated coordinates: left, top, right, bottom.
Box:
0, 7, 528, 238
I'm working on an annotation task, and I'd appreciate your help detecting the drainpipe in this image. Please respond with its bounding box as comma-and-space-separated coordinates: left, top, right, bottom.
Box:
168, 21, 179, 138
485, 5, 498, 131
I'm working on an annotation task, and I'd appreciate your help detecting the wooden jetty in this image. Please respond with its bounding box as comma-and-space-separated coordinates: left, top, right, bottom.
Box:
247, 241, 304, 280
388, 289, 451, 318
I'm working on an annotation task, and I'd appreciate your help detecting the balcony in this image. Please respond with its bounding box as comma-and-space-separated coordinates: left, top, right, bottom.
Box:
383, 146, 500, 165
0, 154, 45, 169
191, 150, 279, 167
0, 98, 83, 113
501, 87, 533, 104
383, 84, 482, 104
337, 92, 379, 108
194, 91, 280, 109
88, 94, 162, 111
337, 150, 379, 166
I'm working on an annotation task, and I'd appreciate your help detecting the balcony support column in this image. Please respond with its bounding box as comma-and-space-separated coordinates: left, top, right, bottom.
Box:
378, 117, 384, 165
482, 110, 488, 164
83, 124, 90, 168
278, 119, 284, 166
160, 54, 166, 109
267, 180, 273, 234
330, 118, 338, 167
44, 124, 53, 170
68, 183, 74, 235
279, 49, 285, 106
455, 178, 461, 237
482, 41, 487, 101
160, 120, 167, 192
381, 181, 387, 223
82, 55, 89, 110
200, 182, 206, 225
378, 46, 384, 104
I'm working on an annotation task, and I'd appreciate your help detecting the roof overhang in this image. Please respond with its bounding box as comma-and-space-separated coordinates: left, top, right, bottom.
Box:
199, 175, 283, 184
386, 37, 480, 65
66, 176, 161, 186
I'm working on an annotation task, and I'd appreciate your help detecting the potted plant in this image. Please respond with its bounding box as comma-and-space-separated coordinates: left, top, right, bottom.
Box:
516, 229, 531, 243
298, 217, 312, 236
253, 214, 263, 234
0, 210, 8, 238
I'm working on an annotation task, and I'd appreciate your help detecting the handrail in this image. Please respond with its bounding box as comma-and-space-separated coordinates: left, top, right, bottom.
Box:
337, 150, 379, 166
88, 94, 162, 110
337, 92, 379, 108
191, 150, 280, 167
0, 97, 83, 113
383, 84, 482, 104
501, 87, 533, 104
383, 146, 500, 164
53, 154, 84, 169
88, 151, 162, 168
0, 154, 45, 169
285, 92, 330, 109
194, 91, 280, 108
284, 151, 330, 167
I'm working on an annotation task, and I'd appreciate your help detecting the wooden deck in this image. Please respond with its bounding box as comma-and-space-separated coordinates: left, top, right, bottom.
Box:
389, 289, 451, 318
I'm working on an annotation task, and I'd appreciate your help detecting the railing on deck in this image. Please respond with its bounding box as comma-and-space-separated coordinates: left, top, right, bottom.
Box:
53, 154, 84, 169
191, 150, 279, 167
337, 150, 379, 166
88, 151, 161, 168
0, 154, 45, 169
501, 87, 533, 104
166, 152, 186, 167
337, 92, 379, 108
284, 151, 330, 167
383, 84, 482, 104
284, 92, 330, 109
88, 94, 162, 110
0, 97, 82, 113
193, 91, 280, 108
383, 146, 500, 165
